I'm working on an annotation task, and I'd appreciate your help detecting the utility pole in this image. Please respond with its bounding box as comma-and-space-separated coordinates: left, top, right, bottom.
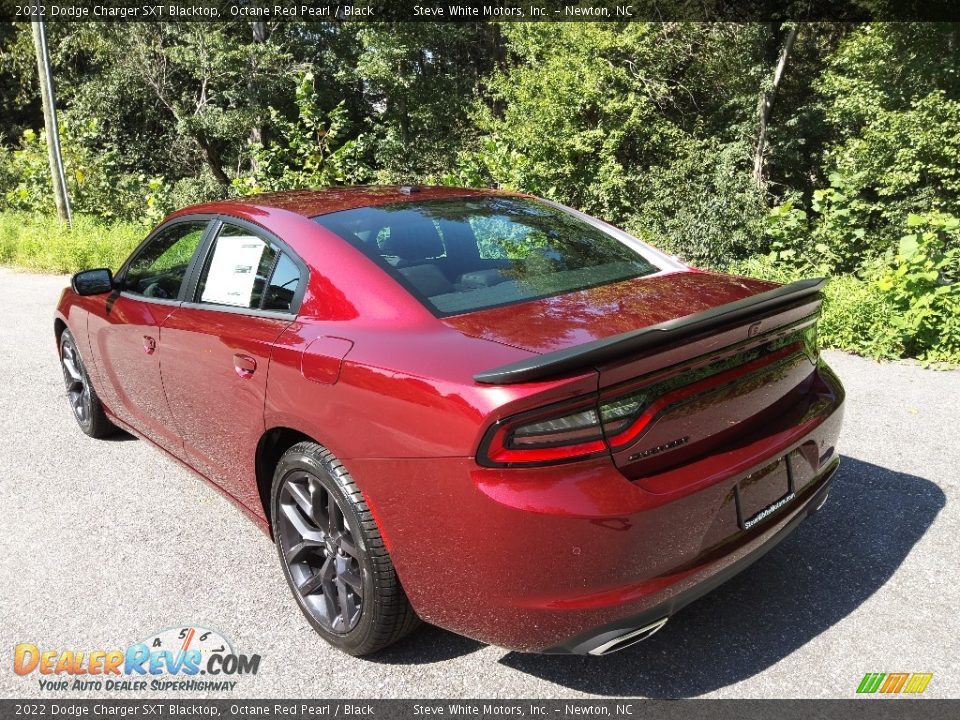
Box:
248, 21, 268, 173
31, 19, 72, 225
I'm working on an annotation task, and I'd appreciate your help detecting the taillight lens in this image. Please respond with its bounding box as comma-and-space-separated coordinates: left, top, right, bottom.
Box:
598, 395, 647, 436
478, 324, 818, 468
477, 393, 664, 467
477, 400, 608, 467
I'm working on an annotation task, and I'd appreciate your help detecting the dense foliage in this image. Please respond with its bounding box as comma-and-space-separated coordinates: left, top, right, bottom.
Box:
1, 21, 957, 362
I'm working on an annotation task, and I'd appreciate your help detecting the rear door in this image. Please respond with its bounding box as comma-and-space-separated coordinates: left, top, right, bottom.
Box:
89, 219, 212, 453
158, 219, 307, 505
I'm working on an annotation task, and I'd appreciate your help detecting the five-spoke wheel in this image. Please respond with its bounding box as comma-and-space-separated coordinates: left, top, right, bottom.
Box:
271, 441, 419, 655
59, 330, 116, 438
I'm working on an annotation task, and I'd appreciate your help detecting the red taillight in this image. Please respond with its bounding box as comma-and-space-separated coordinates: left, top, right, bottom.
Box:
477, 325, 817, 468
477, 398, 609, 467
477, 394, 662, 467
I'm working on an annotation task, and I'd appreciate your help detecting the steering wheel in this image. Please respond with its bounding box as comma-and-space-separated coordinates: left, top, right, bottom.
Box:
142, 282, 169, 299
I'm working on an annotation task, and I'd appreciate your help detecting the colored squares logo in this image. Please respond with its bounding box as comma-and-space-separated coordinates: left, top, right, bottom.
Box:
857, 672, 933, 695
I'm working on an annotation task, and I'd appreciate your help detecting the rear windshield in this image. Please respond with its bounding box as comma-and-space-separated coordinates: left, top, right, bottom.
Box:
312, 196, 660, 316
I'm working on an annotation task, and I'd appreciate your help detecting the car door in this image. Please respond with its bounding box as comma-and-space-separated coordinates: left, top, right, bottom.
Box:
88, 219, 212, 453
159, 219, 307, 506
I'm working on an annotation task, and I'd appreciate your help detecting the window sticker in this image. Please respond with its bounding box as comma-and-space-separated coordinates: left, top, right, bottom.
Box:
201, 234, 266, 307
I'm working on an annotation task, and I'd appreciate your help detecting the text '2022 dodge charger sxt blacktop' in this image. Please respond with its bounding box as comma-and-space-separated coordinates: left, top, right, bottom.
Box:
55, 186, 843, 656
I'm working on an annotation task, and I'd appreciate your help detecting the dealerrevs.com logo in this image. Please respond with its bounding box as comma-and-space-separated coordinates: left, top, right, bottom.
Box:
13, 626, 261, 692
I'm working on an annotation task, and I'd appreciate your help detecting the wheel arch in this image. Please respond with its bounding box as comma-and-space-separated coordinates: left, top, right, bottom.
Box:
254, 426, 395, 552
255, 426, 313, 531
54, 317, 67, 345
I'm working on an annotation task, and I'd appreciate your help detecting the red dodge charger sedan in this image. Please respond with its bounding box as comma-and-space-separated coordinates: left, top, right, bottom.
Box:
55, 186, 843, 656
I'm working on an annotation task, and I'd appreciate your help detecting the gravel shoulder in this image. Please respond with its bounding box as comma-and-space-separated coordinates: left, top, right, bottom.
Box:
1, 267, 957, 699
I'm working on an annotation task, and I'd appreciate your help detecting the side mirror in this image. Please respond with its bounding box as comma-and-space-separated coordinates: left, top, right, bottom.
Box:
71, 268, 114, 296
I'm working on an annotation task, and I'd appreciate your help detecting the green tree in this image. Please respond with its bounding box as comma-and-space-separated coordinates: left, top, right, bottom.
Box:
459, 23, 777, 265
353, 23, 502, 182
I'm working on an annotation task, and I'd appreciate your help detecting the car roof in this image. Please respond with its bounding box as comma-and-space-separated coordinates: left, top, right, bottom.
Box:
181, 185, 530, 219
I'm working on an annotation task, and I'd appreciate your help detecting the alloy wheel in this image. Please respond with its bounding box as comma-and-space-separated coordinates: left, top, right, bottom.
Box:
277, 471, 364, 633
61, 339, 91, 425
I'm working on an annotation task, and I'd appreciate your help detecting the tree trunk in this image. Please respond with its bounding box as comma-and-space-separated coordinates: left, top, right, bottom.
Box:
396, 90, 410, 147
488, 23, 507, 118
31, 20, 72, 224
753, 25, 798, 190
196, 131, 231, 187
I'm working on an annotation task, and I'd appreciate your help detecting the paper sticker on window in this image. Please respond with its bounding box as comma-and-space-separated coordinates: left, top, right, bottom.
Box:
201, 235, 266, 307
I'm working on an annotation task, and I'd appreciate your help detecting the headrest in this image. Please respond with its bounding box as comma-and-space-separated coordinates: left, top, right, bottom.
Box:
398, 263, 454, 297
379, 215, 445, 260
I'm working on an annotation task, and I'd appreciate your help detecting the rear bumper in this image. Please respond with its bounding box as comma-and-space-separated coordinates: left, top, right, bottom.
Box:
545, 460, 836, 654
349, 361, 844, 653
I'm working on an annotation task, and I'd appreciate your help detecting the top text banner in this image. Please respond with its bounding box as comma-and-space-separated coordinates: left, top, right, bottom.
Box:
3, 0, 960, 23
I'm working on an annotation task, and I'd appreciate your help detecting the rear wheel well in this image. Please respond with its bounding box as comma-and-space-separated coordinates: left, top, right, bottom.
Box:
255, 427, 312, 530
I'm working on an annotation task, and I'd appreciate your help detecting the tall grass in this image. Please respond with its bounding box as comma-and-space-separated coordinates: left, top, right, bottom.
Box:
0, 212, 146, 274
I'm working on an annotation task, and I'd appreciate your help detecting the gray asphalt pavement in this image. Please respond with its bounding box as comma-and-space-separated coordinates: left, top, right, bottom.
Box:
1, 266, 958, 699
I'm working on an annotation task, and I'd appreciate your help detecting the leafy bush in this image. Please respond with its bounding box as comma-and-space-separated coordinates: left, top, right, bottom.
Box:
627, 138, 768, 268
0, 124, 174, 223
876, 213, 960, 363
817, 24, 960, 248
234, 73, 372, 195
822, 92, 960, 246
457, 23, 770, 268
728, 254, 902, 359
818, 275, 902, 360
169, 172, 229, 210
732, 212, 960, 364
0, 212, 145, 273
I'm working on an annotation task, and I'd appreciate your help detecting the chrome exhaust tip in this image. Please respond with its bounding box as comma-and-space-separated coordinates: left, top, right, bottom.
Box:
587, 617, 669, 656
809, 489, 830, 515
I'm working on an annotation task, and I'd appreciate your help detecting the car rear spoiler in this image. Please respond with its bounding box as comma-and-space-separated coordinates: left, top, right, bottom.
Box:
473, 277, 826, 385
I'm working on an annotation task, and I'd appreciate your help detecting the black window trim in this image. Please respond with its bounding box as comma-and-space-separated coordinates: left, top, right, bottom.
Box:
178, 213, 310, 319
114, 215, 219, 306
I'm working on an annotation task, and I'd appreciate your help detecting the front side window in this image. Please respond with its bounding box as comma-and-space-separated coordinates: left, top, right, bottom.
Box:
122, 222, 208, 299
194, 222, 303, 312
313, 197, 660, 316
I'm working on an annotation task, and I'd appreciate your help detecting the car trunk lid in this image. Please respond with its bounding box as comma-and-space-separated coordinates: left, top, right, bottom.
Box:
442, 270, 779, 356
463, 271, 825, 517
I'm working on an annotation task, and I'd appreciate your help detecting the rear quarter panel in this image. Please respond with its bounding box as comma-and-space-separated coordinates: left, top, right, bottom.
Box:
263, 319, 598, 461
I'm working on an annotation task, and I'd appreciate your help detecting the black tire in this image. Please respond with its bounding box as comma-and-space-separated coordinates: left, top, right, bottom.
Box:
59, 329, 117, 439
270, 441, 420, 655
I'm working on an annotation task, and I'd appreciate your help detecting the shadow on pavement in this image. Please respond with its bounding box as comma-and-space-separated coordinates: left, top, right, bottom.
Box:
496, 456, 945, 696
104, 429, 137, 442
368, 623, 485, 665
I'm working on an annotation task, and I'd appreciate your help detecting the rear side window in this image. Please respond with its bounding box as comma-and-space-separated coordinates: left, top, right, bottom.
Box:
263, 252, 301, 311
313, 196, 659, 316
194, 222, 302, 312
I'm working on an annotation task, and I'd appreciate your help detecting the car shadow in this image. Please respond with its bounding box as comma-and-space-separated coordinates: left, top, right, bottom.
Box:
496, 456, 945, 697
104, 429, 138, 442
367, 622, 486, 665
